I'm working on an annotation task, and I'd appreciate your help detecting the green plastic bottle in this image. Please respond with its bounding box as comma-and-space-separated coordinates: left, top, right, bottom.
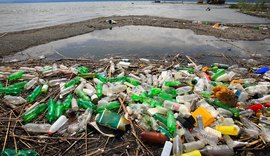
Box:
211, 69, 225, 81
131, 94, 143, 102
200, 91, 212, 98
96, 74, 107, 83
77, 90, 90, 101
27, 85, 42, 102
207, 99, 239, 118
63, 94, 73, 110
150, 87, 161, 96
77, 66, 89, 74
77, 98, 96, 110
153, 113, 167, 125
7, 71, 25, 80
164, 81, 182, 87
164, 88, 177, 98
109, 76, 126, 83
78, 73, 96, 79
158, 126, 173, 138
55, 101, 64, 119
167, 110, 176, 133
179, 67, 194, 74
22, 103, 47, 123
212, 63, 229, 69
159, 91, 174, 101
96, 83, 103, 99
8, 81, 28, 89
47, 99, 56, 123
96, 101, 120, 113
126, 77, 140, 86
0, 87, 21, 95
1, 149, 38, 156
64, 77, 80, 88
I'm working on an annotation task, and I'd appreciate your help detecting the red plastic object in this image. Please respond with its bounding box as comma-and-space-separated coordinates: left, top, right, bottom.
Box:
140, 132, 168, 144
203, 72, 212, 81
247, 104, 263, 112
264, 103, 270, 107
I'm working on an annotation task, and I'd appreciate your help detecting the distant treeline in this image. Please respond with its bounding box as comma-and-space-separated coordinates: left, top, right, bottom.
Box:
0, 0, 263, 3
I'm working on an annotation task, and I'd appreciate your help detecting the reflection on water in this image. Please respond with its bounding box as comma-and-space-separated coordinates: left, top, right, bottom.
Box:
4, 26, 270, 62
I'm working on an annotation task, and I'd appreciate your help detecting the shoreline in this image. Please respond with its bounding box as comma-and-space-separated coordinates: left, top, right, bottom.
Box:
0, 15, 269, 58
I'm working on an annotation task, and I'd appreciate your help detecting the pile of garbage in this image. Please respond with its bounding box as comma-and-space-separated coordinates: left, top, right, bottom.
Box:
1, 58, 270, 156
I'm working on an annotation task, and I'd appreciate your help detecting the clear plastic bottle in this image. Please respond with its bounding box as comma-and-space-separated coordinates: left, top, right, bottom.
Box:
24, 77, 38, 90
200, 145, 234, 156
173, 135, 183, 156
176, 86, 192, 95
193, 129, 219, 146
23, 123, 51, 133
183, 141, 206, 153
161, 141, 173, 156
4, 95, 26, 105
49, 78, 67, 86
48, 115, 68, 134
71, 98, 79, 111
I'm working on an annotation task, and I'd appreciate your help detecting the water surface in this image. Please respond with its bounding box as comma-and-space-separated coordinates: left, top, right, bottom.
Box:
4, 26, 269, 62
0, 2, 269, 33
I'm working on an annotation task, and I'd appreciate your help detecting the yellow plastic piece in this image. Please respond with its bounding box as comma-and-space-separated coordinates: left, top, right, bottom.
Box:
212, 86, 236, 106
191, 106, 214, 127
215, 125, 239, 136
182, 150, 202, 156
202, 66, 210, 72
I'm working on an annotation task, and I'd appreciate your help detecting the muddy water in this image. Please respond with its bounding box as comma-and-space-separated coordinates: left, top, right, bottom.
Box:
4, 26, 270, 63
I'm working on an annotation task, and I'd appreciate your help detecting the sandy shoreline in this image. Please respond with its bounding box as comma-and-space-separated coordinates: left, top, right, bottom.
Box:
0, 15, 269, 58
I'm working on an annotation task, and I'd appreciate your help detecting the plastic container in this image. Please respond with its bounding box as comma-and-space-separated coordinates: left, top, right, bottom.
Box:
191, 106, 214, 127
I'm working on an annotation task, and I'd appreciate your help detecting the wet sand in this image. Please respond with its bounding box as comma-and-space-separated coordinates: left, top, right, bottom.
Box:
0, 15, 269, 57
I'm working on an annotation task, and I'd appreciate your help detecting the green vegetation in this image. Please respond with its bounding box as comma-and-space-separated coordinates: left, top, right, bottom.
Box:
229, 0, 268, 12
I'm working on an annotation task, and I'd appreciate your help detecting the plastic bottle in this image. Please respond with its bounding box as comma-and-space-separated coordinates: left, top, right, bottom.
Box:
194, 78, 205, 93
71, 97, 78, 111
22, 103, 47, 123
193, 129, 219, 146
176, 86, 192, 95
3, 95, 26, 105
200, 145, 234, 156
55, 101, 64, 119
196, 115, 204, 130
153, 113, 167, 126
63, 94, 73, 110
96, 109, 129, 131
163, 100, 190, 116
182, 150, 201, 156
24, 77, 38, 90
96, 73, 107, 83
48, 115, 68, 134
240, 117, 260, 133
7, 71, 25, 80
167, 110, 176, 133
46, 99, 56, 123
64, 77, 80, 88
126, 77, 140, 86
1, 149, 38, 156
0, 87, 21, 95
77, 98, 96, 109
60, 85, 75, 97
96, 83, 103, 98
211, 69, 225, 81
184, 128, 195, 142
23, 123, 51, 133
164, 81, 182, 87
96, 101, 120, 113
206, 99, 239, 118
161, 141, 173, 156
173, 135, 183, 156
129, 73, 141, 80
76, 90, 90, 101
48, 78, 67, 86
82, 88, 94, 97
41, 83, 48, 93
212, 63, 229, 69
215, 125, 239, 136
27, 85, 42, 102
77, 66, 89, 74
183, 141, 206, 153
239, 109, 254, 117
8, 81, 27, 89
91, 94, 99, 103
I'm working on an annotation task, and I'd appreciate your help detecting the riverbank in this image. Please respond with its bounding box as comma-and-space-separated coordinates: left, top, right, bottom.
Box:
0, 15, 269, 58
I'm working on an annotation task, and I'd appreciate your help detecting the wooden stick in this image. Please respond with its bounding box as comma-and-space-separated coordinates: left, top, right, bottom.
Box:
118, 97, 154, 156
2, 112, 12, 151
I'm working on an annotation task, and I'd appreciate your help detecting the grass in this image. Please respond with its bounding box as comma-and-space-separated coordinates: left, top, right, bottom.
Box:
229, 0, 268, 12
